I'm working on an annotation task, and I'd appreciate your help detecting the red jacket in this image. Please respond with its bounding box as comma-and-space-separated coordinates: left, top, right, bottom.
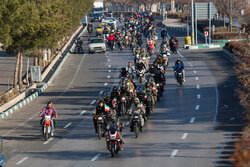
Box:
108, 36, 116, 41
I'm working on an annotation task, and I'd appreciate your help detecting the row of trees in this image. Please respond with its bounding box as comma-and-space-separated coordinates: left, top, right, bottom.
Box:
0, 0, 93, 91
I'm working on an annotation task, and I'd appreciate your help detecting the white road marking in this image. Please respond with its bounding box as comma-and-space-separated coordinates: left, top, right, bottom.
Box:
193, 70, 197, 73
125, 122, 129, 126
190, 117, 195, 123
197, 94, 201, 99
196, 85, 200, 89
90, 154, 101, 161
107, 59, 110, 62
90, 100, 96, 105
181, 133, 188, 140
104, 83, 108, 86
230, 117, 235, 121
108, 65, 111, 68
108, 70, 111, 73
43, 137, 54, 145
80, 110, 86, 116
195, 77, 199, 80
195, 105, 200, 110
16, 157, 29, 165
64, 123, 72, 129
170, 149, 178, 158
99, 91, 103, 95
107, 75, 111, 79
177, 51, 184, 58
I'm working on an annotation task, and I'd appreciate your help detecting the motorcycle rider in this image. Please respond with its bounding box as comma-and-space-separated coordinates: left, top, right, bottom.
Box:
130, 36, 138, 50
140, 48, 149, 69
107, 33, 116, 49
117, 34, 124, 50
169, 36, 178, 53
40, 101, 57, 136
126, 62, 136, 79
75, 37, 83, 53
144, 82, 157, 107
136, 31, 143, 47
174, 58, 185, 82
93, 99, 110, 133
106, 115, 126, 150
161, 26, 168, 40
128, 97, 146, 132
87, 21, 93, 34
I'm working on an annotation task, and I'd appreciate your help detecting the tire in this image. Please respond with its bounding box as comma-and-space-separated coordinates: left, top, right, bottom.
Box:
45, 126, 48, 141
135, 124, 139, 138
111, 144, 115, 157
121, 104, 126, 117
97, 124, 102, 140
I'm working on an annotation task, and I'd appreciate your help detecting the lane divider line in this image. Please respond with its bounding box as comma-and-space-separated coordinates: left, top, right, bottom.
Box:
197, 94, 201, 99
90, 154, 101, 161
195, 105, 200, 110
195, 77, 199, 81
181, 133, 188, 140
64, 123, 72, 129
107, 59, 110, 62
190, 117, 195, 123
108, 65, 111, 68
107, 76, 111, 79
196, 85, 200, 90
80, 110, 86, 116
16, 157, 29, 165
90, 100, 96, 105
43, 137, 54, 145
99, 91, 103, 95
170, 149, 178, 158
104, 83, 108, 86
230, 117, 235, 121
193, 70, 197, 74
125, 122, 129, 126
108, 70, 111, 73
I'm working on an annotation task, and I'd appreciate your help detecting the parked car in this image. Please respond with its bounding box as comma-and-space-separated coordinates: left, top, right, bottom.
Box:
88, 37, 106, 53
91, 13, 103, 22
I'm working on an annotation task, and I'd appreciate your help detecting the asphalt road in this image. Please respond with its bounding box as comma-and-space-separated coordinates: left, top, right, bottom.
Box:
0, 19, 244, 167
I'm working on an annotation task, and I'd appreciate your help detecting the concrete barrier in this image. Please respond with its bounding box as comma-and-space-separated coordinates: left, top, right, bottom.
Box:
0, 25, 87, 120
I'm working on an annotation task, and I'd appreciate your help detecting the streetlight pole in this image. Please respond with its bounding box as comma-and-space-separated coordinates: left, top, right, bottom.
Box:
191, 0, 195, 45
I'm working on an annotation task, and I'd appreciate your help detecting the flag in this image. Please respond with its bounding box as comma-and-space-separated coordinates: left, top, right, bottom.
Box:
112, 97, 117, 104
105, 104, 110, 112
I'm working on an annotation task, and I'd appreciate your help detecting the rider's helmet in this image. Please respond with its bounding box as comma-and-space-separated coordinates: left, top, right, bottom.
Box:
145, 82, 151, 88
112, 86, 118, 93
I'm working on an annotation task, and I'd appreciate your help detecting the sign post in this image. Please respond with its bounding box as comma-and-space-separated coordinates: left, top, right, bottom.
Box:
204, 31, 208, 44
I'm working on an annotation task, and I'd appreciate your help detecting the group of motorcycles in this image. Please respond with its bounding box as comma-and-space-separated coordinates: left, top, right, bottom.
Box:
92, 12, 176, 157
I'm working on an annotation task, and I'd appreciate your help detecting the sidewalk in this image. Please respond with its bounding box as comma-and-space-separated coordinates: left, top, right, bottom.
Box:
162, 18, 188, 28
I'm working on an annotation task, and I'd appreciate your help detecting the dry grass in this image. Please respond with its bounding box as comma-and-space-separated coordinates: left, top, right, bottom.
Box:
225, 39, 250, 166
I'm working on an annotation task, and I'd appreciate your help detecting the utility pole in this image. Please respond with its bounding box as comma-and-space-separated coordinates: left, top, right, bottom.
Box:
229, 0, 232, 32
191, 0, 194, 45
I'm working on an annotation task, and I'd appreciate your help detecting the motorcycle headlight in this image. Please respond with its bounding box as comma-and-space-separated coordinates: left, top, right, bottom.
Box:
98, 117, 103, 120
156, 84, 159, 86
121, 97, 126, 101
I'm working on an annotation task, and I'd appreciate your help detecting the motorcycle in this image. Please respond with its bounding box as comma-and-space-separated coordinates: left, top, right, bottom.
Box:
119, 95, 127, 117
106, 127, 123, 157
136, 69, 145, 83
156, 82, 164, 101
109, 40, 114, 51
88, 26, 93, 34
96, 114, 107, 139
117, 41, 123, 51
42, 115, 53, 141
130, 113, 141, 138
176, 71, 184, 85
144, 93, 152, 116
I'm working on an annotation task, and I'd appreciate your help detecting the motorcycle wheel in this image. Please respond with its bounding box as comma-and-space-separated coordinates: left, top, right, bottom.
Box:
135, 124, 139, 138
121, 104, 126, 117
111, 144, 115, 157
45, 126, 48, 141
97, 124, 102, 140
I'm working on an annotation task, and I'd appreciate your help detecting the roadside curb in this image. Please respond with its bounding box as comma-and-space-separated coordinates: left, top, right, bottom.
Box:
222, 48, 243, 64
0, 25, 87, 120
186, 44, 225, 49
